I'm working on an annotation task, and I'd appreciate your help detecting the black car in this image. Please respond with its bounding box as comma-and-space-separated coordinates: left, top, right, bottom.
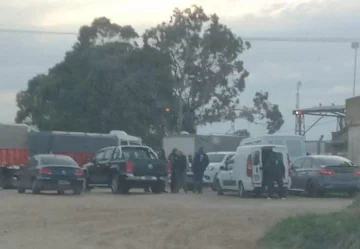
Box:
290, 155, 360, 197
82, 145, 169, 194
17, 154, 85, 195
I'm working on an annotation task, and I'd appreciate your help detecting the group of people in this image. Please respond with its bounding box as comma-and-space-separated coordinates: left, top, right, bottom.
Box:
263, 151, 286, 200
158, 147, 209, 194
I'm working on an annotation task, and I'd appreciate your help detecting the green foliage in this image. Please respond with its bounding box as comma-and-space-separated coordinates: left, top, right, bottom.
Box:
16, 6, 284, 137
144, 5, 282, 133
260, 209, 360, 249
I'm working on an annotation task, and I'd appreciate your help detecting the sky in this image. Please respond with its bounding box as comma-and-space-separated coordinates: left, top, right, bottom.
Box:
0, 0, 359, 140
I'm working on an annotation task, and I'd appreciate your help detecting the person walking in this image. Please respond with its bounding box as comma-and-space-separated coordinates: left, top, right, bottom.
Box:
265, 151, 286, 200
192, 147, 209, 194
173, 150, 188, 193
168, 148, 178, 193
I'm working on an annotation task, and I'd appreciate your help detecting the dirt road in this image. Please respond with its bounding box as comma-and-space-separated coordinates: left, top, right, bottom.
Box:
0, 189, 351, 249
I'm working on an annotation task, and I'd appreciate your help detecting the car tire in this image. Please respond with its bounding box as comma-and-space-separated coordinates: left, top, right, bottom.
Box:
31, 180, 40, 194
306, 180, 318, 197
238, 181, 245, 198
57, 190, 65, 195
216, 179, 223, 195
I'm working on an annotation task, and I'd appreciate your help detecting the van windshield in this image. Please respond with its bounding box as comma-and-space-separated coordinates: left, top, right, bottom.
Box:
208, 154, 226, 163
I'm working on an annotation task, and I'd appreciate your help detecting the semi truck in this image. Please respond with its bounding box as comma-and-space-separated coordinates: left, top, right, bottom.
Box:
0, 124, 142, 189
0, 124, 29, 188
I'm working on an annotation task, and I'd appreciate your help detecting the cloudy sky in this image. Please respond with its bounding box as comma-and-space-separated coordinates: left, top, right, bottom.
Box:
1, 0, 359, 140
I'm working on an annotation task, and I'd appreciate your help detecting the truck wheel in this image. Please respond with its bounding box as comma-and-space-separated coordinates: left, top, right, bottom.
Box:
111, 174, 129, 194
31, 180, 40, 195
111, 174, 120, 193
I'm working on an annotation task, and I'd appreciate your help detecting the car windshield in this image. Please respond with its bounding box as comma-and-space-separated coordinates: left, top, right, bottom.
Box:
318, 157, 356, 167
40, 156, 78, 166
122, 147, 157, 160
208, 154, 226, 163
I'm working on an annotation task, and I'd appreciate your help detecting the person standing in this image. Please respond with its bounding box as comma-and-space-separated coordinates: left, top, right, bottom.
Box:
192, 147, 209, 194
168, 148, 178, 193
158, 149, 169, 193
173, 150, 188, 193
265, 151, 286, 199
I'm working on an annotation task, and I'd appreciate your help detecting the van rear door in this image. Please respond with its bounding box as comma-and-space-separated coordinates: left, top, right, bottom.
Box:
272, 147, 290, 186
252, 149, 262, 186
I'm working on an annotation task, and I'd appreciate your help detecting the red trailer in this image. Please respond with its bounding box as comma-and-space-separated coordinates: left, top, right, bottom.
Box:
0, 124, 29, 188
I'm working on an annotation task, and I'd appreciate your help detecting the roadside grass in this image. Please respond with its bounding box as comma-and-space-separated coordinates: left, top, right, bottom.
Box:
260, 205, 360, 249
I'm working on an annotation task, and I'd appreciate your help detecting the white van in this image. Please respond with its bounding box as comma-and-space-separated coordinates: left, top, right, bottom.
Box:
240, 135, 305, 163
215, 145, 290, 197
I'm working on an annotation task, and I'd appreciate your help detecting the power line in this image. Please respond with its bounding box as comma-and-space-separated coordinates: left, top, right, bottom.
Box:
0, 28, 359, 43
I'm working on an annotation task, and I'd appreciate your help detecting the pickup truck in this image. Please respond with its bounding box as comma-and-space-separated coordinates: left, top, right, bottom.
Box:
82, 145, 170, 194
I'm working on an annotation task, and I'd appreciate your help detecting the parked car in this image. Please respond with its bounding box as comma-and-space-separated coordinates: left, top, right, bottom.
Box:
215, 145, 290, 197
202, 152, 235, 190
17, 154, 85, 195
289, 155, 360, 197
82, 145, 170, 194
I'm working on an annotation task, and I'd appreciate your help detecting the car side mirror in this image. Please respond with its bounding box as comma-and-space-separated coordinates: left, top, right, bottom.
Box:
219, 166, 225, 171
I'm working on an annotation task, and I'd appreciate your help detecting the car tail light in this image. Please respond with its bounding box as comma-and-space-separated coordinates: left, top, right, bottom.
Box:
319, 168, 335, 176
125, 161, 134, 173
354, 171, 360, 176
75, 169, 84, 176
39, 168, 52, 175
167, 162, 172, 174
246, 157, 252, 177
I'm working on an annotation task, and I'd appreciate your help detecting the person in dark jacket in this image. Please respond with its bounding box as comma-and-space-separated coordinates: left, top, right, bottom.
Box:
192, 147, 209, 194
168, 148, 178, 193
173, 150, 188, 193
265, 151, 286, 199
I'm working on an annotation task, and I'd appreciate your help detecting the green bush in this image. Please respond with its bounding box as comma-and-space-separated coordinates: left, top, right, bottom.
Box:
260, 209, 360, 249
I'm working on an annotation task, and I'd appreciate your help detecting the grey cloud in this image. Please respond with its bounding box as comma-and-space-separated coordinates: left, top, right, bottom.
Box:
0, 0, 359, 139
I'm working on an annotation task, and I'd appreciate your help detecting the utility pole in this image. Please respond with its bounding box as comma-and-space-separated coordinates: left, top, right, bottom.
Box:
351, 42, 359, 96
296, 81, 302, 109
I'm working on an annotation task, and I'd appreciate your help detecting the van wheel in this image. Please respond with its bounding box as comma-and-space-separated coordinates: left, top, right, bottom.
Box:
216, 179, 223, 195
238, 182, 245, 198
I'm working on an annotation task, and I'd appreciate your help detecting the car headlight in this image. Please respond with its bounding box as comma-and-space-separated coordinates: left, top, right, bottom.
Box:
208, 166, 215, 171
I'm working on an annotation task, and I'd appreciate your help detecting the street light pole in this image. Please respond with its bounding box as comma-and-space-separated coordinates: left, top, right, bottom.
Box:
351, 42, 359, 96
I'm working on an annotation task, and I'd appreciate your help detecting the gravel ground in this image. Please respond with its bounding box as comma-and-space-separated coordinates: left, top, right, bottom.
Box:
0, 189, 352, 249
